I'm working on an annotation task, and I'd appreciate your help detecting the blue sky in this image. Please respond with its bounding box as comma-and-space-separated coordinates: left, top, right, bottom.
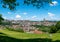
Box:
0, 0, 60, 21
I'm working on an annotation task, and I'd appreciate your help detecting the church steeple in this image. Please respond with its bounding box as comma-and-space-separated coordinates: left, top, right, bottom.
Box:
43, 18, 46, 22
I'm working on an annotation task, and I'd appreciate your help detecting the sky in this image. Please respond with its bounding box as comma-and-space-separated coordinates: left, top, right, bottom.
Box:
0, 0, 60, 21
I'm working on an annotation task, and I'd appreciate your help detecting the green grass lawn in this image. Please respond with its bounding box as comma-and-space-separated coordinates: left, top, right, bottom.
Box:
0, 29, 60, 42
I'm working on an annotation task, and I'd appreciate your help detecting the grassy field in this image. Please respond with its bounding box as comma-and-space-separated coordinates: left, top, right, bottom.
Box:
0, 29, 60, 42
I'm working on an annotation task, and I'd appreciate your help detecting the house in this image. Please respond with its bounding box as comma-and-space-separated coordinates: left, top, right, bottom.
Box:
41, 18, 56, 26
1, 19, 57, 32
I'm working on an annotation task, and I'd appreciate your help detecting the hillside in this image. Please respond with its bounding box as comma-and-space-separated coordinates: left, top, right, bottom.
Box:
0, 29, 60, 42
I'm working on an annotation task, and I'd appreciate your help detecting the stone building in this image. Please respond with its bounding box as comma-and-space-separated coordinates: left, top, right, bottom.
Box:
41, 18, 56, 26
1, 19, 57, 32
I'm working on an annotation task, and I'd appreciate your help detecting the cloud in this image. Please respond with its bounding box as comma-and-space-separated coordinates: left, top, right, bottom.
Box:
32, 16, 37, 19
50, 1, 58, 6
8, 12, 11, 14
16, 15, 21, 18
3, 17, 7, 19
23, 12, 27, 15
48, 12, 55, 18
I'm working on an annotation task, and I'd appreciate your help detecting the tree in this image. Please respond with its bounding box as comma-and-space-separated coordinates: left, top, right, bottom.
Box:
0, 14, 4, 25
0, 0, 52, 10
0, 0, 19, 10
24, 0, 52, 8
49, 25, 57, 33
49, 21, 60, 33
55, 21, 60, 32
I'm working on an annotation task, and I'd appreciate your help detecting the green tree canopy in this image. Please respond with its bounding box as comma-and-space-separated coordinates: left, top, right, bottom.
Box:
1, 0, 19, 10
0, 0, 52, 10
24, 0, 52, 8
0, 14, 4, 24
49, 25, 57, 33
49, 21, 60, 33
55, 21, 60, 31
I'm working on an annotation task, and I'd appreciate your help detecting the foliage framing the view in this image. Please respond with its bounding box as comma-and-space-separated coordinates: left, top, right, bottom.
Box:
0, 0, 19, 10
0, 0, 52, 10
0, 14, 4, 24
24, 0, 52, 8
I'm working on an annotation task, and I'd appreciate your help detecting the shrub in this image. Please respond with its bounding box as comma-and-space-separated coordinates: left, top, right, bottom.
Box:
57, 30, 60, 33
49, 25, 57, 33
5, 27, 24, 32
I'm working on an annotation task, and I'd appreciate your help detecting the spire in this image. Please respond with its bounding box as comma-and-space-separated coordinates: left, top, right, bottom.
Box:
43, 18, 46, 21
